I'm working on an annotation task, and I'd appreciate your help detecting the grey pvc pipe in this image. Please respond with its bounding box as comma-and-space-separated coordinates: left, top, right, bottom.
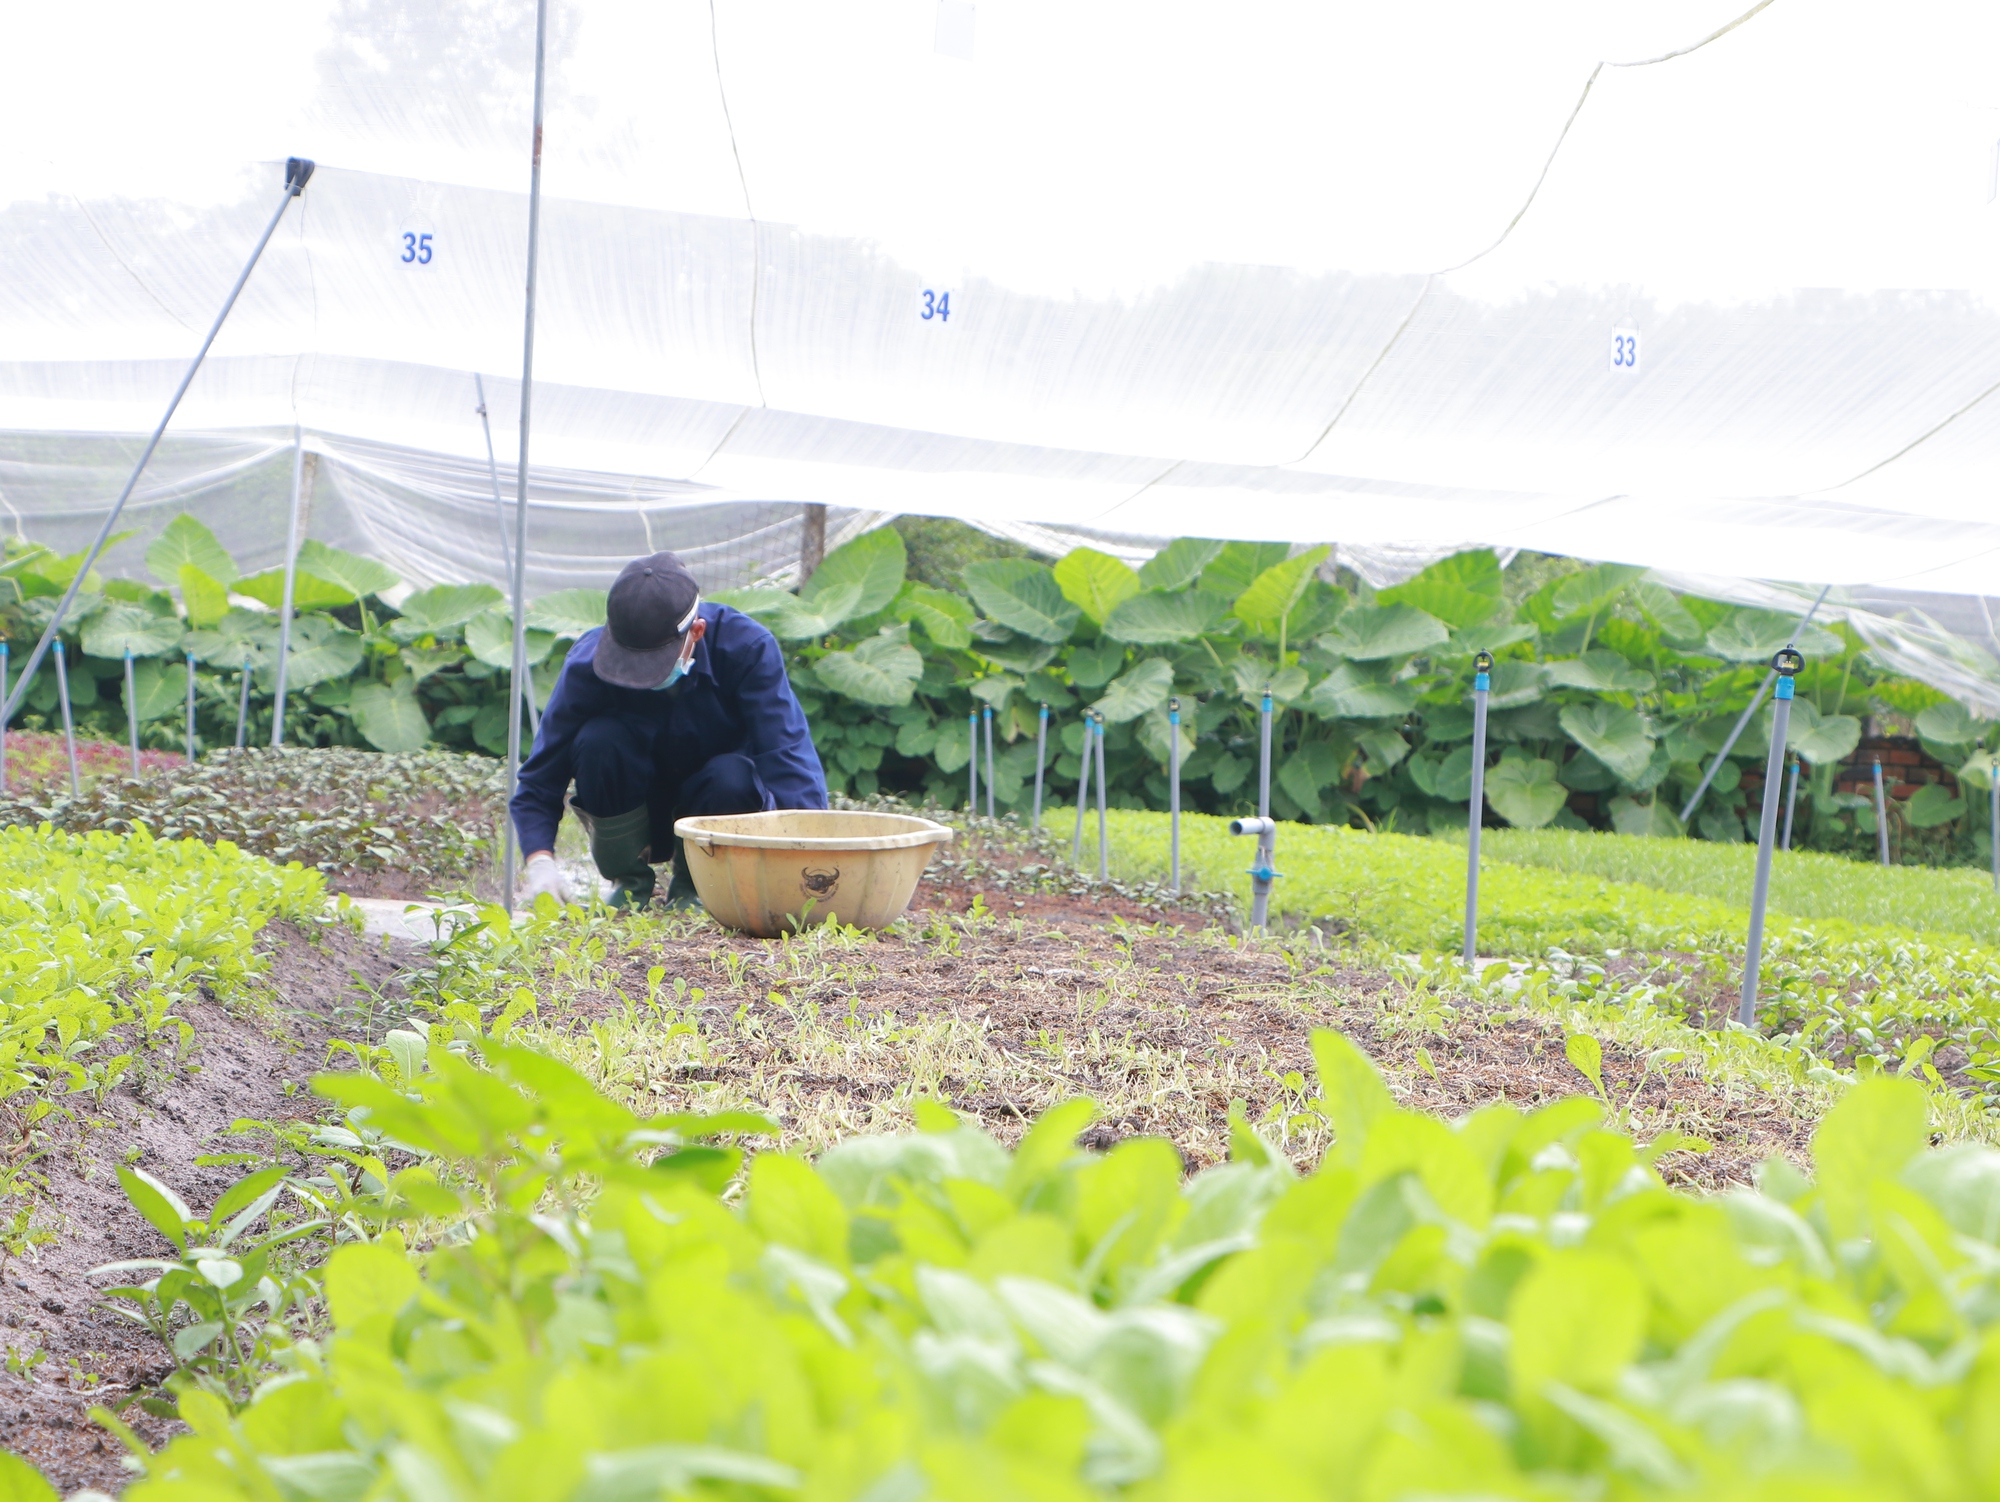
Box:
983, 706, 996, 819
1071, 715, 1091, 861
1991, 774, 1998, 894
1168, 696, 1182, 894
1462, 671, 1490, 966
1032, 702, 1047, 829
0, 162, 311, 731
1740, 685, 1795, 1025
124, 650, 139, 777
54, 642, 78, 798
235, 658, 252, 750
0, 643, 8, 791
1679, 584, 1832, 823
502, 0, 550, 918
184, 651, 197, 765
967, 711, 979, 812
1256, 687, 1273, 821
1873, 757, 1891, 865
271, 426, 305, 748
1094, 712, 1109, 882
1782, 755, 1799, 851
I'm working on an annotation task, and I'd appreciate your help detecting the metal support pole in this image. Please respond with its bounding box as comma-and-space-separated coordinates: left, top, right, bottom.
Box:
0, 643, 8, 792
502, 0, 550, 918
235, 657, 252, 750
1072, 714, 1092, 861
1032, 702, 1047, 830
54, 642, 79, 798
0, 160, 313, 730
1463, 652, 1492, 966
1093, 711, 1109, 882
1680, 585, 1832, 823
1873, 756, 1891, 865
1257, 687, 1273, 822
124, 650, 139, 777
1782, 754, 1800, 851
475, 373, 537, 742
271, 427, 305, 748
1741, 647, 1802, 1026
1990, 771, 1998, 895
1167, 696, 1182, 894
967, 710, 979, 813
983, 705, 996, 820
184, 650, 198, 765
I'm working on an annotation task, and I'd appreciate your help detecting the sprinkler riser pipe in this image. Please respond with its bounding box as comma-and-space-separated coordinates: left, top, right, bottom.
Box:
124, 649, 139, 777
0, 643, 8, 792
184, 652, 197, 765
1032, 703, 1047, 830
271, 428, 305, 748
1071, 714, 1091, 862
1094, 714, 1109, 883
967, 712, 978, 813
1168, 700, 1181, 895
983, 706, 996, 820
1229, 816, 1278, 931
1256, 690, 1272, 821
54, 642, 79, 798
1462, 673, 1490, 966
1740, 686, 1794, 1024
1873, 758, 1890, 866
1992, 775, 1999, 895
1782, 755, 1800, 851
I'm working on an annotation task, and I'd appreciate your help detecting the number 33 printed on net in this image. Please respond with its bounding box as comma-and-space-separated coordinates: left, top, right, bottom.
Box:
1609, 327, 1640, 372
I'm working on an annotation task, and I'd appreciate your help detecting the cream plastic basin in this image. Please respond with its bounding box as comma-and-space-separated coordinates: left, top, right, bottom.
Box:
673, 810, 955, 937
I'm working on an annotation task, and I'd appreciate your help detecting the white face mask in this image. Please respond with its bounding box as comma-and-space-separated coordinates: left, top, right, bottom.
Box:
647, 636, 697, 691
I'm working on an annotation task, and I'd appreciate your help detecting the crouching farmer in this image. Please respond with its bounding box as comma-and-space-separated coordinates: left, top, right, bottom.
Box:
510, 551, 828, 908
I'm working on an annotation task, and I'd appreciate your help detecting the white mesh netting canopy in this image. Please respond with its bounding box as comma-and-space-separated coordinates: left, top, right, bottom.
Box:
7, 0, 2000, 697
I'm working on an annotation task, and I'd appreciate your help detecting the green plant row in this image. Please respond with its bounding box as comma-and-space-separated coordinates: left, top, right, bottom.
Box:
82, 1019, 2000, 1502
7, 522, 1991, 860
0, 825, 325, 1225
1102, 808, 2000, 1109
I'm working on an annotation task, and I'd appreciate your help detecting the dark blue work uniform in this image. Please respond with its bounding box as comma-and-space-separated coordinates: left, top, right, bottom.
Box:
509, 602, 828, 857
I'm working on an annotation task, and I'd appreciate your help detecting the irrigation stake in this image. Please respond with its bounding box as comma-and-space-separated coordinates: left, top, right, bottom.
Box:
1782, 753, 1800, 851
1, 159, 313, 731
502, 0, 550, 918
1167, 696, 1182, 894
1462, 651, 1492, 966
983, 705, 996, 819
1741, 646, 1803, 1026
967, 711, 979, 813
1680, 584, 1832, 823
124, 649, 139, 777
1032, 702, 1047, 829
54, 641, 79, 797
1873, 756, 1891, 866
184, 650, 197, 765
235, 656, 252, 750
1071, 713, 1092, 862
1093, 711, 1109, 882
271, 426, 306, 748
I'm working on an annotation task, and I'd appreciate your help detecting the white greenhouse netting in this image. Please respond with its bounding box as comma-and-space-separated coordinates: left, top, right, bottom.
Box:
6, 0, 2000, 686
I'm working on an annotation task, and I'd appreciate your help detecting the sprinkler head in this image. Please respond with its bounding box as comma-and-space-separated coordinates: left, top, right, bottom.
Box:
1473, 650, 1494, 674
1772, 644, 1804, 677
1167, 696, 1180, 714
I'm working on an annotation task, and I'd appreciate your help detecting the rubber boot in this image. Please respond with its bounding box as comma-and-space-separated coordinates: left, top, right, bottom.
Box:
661, 838, 702, 911
583, 804, 657, 910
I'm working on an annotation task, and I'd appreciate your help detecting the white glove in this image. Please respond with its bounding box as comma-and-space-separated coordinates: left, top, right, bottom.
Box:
522, 851, 574, 905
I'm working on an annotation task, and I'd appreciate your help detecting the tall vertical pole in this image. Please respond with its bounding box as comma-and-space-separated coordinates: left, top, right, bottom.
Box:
1741, 647, 1802, 1026
967, 710, 979, 813
0, 642, 9, 792
504, 0, 551, 916
1257, 687, 1273, 823
1253, 688, 1275, 929
0, 161, 314, 731
1071, 713, 1092, 861
983, 705, 996, 819
235, 657, 253, 750
1990, 769, 1998, 895
184, 650, 198, 765
124, 650, 139, 777
1167, 696, 1182, 895
1032, 702, 1047, 830
271, 427, 306, 748
1093, 712, 1109, 882
1781, 754, 1800, 851
1462, 652, 1492, 966
1872, 756, 1891, 866
54, 642, 79, 797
